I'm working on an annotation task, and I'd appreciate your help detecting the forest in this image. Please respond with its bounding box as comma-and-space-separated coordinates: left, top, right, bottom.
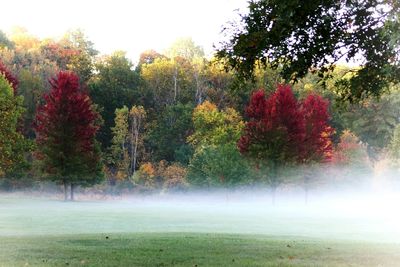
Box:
1, 23, 400, 201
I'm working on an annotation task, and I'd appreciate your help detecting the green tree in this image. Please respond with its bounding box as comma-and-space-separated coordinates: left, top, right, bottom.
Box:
147, 103, 194, 164
110, 106, 130, 180
217, 0, 400, 101
110, 105, 146, 180
89, 51, 140, 149
0, 75, 30, 177
187, 101, 250, 187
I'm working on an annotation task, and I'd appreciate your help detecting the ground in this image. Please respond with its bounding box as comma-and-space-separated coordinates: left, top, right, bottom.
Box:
1, 194, 399, 266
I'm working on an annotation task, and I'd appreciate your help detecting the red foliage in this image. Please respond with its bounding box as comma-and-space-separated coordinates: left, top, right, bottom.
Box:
238, 85, 305, 162
301, 94, 334, 162
34, 71, 99, 157
238, 84, 333, 164
0, 60, 18, 95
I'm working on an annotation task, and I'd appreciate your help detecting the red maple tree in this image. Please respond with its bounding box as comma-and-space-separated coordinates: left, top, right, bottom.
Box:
238, 84, 304, 163
238, 84, 334, 202
34, 71, 102, 200
301, 93, 334, 163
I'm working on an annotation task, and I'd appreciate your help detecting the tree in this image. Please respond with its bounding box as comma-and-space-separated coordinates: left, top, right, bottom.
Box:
389, 124, 400, 162
129, 106, 146, 175
109, 105, 146, 180
238, 85, 305, 201
0, 74, 29, 177
34, 71, 103, 200
217, 0, 400, 101
0, 30, 14, 49
165, 37, 205, 61
89, 51, 140, 148
110, 106, 130, 181
330, 130, 371, 183
187, 101, 250, 187
300, 93, 334, 202
341, 90, 400, 156
0, 60, 18, 94
147, 103, 194, 164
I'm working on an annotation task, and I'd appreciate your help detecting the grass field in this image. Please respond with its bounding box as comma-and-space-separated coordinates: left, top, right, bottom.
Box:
1, 194, 400, 266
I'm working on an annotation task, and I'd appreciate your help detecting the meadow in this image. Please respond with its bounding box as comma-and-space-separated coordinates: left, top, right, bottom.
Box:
1, 193, 400, 266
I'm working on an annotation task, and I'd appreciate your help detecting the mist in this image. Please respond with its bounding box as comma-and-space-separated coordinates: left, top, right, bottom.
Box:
2, 170, 400, 245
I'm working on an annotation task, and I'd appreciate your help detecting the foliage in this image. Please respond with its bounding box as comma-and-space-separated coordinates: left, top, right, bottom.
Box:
161, 163, 189, 191
34, 71, 103, 197
0, 75, 30, 176
165, 37, 205, 61
187, 101, 249, 187
238, 85, 304, 165
301, 93, 334, 163
217, 0, 400, 101
110, 106, 130, 180
388, 124, 400, 162
331, 130, 370, 167
238, 84, 334, 191
341, 90, 400, 154
147, 103, 194, 164
0, 60, 18, 94
89, 51, 140, 148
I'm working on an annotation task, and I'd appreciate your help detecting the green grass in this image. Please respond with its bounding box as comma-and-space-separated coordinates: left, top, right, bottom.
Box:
1, 195, 400, 266
2, 233, 400, 267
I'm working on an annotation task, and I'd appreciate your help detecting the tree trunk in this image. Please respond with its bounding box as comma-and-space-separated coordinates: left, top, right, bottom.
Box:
64, 182, 69, 201
70, 183, 75, 201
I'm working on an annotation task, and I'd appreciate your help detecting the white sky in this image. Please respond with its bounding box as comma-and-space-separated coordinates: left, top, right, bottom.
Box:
0, 0, 247, 62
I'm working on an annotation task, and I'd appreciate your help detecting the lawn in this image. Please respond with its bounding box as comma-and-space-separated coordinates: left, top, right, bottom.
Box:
1, 194, 399, 266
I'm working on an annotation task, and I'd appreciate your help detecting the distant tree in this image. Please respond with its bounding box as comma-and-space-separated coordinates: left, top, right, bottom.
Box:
147, 103, 194, 164
341, 90, 400, 156
238, 85, 304, 202
331, 130, 371, 182
388, 124, 400, 163
110, 106, 130, 181
34, 71, 103, 200
187, 101, 250, 187
109, 105, 146, 180
0, 30, 14, 49
217, 0, 400, 101
165, 37, 205, 61
0, 60, 18, 94
138, 50, 166, 66
89, 51, 140, 148
0, 74, 30, 177
140, 57, 194, 111
129, 105, 146, 175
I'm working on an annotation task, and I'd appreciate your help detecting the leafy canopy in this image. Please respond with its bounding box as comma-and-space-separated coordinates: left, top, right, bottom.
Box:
217, 0, 400, 101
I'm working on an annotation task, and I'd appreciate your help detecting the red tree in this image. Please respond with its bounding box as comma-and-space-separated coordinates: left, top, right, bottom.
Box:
238, 85, 334, 202
34, 71, 102, 200
0, 60, 18, 94
301, 94, 334, 163
238, 85, 305, 201
300, 93, 334, 203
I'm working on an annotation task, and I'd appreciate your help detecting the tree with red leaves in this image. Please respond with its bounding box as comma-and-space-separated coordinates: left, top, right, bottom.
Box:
238, 84, 333, 203
34, 71, 103, 201
0, 60, 18, 94
300, 93, 334, 203
238, 85, 305, 202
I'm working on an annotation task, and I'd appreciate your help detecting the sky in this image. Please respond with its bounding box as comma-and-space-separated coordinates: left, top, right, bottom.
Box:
0, 0, 248, 62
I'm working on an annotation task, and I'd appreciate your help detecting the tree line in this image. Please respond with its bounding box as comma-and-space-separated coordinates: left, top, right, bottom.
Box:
1, 27, 400, 200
